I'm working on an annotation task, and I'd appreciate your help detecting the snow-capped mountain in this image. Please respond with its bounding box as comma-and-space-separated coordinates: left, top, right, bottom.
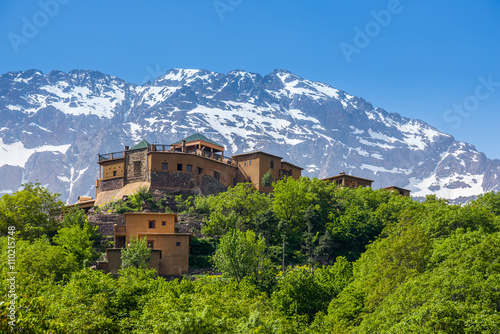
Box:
1, 68, 499, 203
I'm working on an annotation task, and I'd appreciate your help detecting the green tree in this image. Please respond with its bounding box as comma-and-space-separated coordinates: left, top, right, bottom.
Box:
273, 177, 311, 270
53, 223, 97, 267
473, 191, 500, 216
121, 236, 151, 270
202, 183, 271, 236
62, 206, 109, 254
261, 169, 273, 187
271, 268, 329, 322
213, 229, 267, 282
0, 237, 78, 295
47, 269, 118, 333
0, 182, 64, 241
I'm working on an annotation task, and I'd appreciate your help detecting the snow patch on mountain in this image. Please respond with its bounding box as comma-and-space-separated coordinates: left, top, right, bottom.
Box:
0, 138, 70, 168
1, 68, 498, 203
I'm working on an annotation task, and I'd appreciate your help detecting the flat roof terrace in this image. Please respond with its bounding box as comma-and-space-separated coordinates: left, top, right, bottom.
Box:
98, 144, 237, 166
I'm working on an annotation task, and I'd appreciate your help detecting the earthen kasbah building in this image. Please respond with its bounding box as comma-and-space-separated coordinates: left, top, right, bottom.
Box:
94, 133, 303, 206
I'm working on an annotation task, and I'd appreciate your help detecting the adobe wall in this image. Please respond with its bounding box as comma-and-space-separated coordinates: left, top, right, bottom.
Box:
101, 159, 125, 179
136, 233, 191, 275
281, 162, 302, 180
124, 213, 177, 238
234, 153, 283, 192
105, 248, 161, 275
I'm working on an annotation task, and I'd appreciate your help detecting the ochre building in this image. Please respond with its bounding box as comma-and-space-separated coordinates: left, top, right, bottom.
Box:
95, 133, 303, 205
102, 213, 191, 276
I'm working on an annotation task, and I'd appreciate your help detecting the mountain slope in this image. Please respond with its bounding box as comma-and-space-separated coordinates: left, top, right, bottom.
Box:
1, 68, 498, 203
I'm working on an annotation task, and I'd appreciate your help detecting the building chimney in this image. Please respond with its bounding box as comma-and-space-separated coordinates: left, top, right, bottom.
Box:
340, 171, 346, 175
125, 146, 129, 150
182, 140, 186, 153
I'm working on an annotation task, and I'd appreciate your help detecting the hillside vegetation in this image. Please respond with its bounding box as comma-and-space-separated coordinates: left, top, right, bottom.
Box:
1, 179, 500, 333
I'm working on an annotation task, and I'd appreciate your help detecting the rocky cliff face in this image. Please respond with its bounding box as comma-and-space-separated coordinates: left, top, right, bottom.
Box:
1, 68, 498, 203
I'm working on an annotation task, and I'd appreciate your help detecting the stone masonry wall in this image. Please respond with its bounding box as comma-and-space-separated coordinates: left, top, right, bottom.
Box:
200, 174, 227, 195
99, 177, 124, 192
150, 171, 195, 189
88, 213, 125, 236
126, 149, 148, 183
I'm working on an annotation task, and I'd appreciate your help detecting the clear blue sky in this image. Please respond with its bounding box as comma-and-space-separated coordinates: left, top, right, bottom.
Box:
1, 0, 499, 159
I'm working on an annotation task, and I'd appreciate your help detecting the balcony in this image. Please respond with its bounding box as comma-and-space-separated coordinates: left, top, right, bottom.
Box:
98, 151, 124, 161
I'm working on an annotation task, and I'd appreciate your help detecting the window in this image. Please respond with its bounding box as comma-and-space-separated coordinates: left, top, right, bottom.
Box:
244, 161, 246, 167
113, 171, 117, 176
162, 162, 168, 170
148, 220, 155, 229
162, 221, 166, 226
176, 242, 181, 247
270, 160, 274, 169
233, 178, 237, 186
177, 163, 183, 171
133, 161, 141, 175
186, 164, 193, 172
147, 240, 154, 248
249, 160, 251, 166
197, 167, 203, 175
213, 171, 220, 181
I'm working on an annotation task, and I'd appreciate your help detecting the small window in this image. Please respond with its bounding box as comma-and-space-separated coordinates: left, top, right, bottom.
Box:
249, 160, 251, 166
244, 161, 246, 167
113, 171, 117, 176
186, 164, 193, 172
133, 161, 141, 175
270, 160, 274, 169
147, 240, 154, 248
162, 162, 168, 170
176, 242, 181, 247
233, 178, 237, 186
197, 167, 203, 175
162, 221, 166, 226
213, 171, 220, 181
177, 163, 183, 171
148, 220, 156, 229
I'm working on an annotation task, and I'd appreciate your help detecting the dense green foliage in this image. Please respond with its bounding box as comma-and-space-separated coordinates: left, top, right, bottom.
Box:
213, 229, 267, 282
2, 182, 500, 332
121, 236, 151, 269
0, 182, 64, 241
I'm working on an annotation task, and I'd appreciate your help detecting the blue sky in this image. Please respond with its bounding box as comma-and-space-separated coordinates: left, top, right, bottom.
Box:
1, 0, 499, 158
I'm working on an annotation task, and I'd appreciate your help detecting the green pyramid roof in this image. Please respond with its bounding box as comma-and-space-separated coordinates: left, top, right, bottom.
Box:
172, 133, 223, 147
128, 139, 150, 151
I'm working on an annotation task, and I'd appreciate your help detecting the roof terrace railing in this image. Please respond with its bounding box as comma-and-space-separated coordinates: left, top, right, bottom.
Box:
99, 145, 238, 166
98, 151, 125, 161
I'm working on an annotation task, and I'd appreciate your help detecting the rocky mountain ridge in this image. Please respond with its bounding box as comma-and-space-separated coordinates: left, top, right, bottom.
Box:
1, 68, 499, 203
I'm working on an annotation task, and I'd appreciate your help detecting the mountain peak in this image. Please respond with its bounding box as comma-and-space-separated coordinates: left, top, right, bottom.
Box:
0, 67, 498, 204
